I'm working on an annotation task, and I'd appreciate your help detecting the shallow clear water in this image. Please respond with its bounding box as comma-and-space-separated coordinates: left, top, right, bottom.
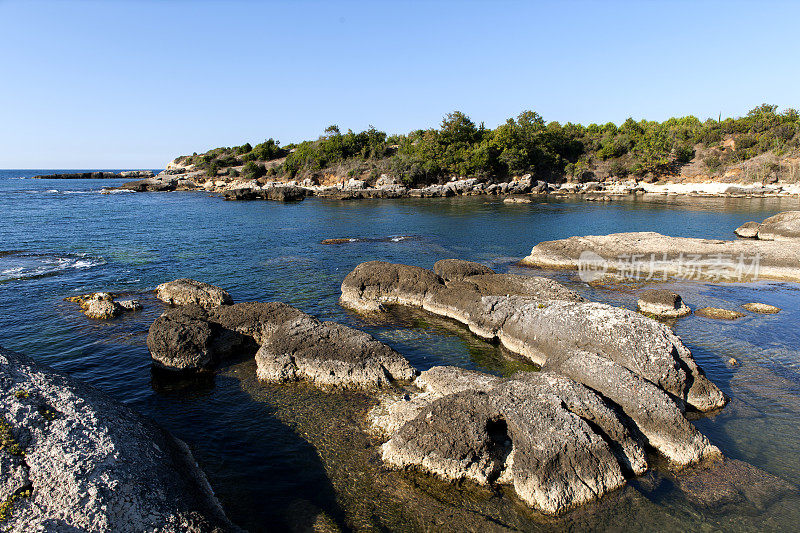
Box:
1, 170, 800, 531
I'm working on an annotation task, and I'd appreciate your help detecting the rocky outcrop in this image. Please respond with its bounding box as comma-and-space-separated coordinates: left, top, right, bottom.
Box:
736, 211, 800, 241
0, 346, 238, 532
65, 292, 142, 320
340, 260, 726, 465
637, 289, 691, 318
148, 301, 416, 387
520, 231, 800, 282
370, 366, 647, 515
118, 177, 178, 192
156, 279, 233, 309
223, 186, 306, 202
734, 221, 761, 238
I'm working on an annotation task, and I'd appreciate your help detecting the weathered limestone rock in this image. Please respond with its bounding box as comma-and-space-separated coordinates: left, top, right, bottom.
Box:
65, 292, 140, 320
734, 221, 761, 238
520, 231, 800, 282
156, 279, 233, 309
341, 261, 726, 465
742, 302, 781, 314
695, 307, 746, 320
148, 300, 416, 388
0, 346, 238, 532
756, 211, 800, 241
637, 289, 691, 318
371, 366, 647, 515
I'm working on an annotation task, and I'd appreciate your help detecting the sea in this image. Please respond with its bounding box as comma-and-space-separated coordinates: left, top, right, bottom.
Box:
1, 169, 800, 531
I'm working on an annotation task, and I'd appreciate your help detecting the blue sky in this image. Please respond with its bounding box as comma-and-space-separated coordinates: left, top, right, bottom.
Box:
1, 0, 798, 168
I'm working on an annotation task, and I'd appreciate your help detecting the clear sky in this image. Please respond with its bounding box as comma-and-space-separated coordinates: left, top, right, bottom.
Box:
1, 0, 798, 168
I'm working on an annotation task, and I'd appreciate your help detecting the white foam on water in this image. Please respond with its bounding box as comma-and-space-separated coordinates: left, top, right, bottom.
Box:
0, 252, 106, 282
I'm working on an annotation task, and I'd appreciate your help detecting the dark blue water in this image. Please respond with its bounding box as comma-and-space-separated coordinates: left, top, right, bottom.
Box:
2, 169, 800, 531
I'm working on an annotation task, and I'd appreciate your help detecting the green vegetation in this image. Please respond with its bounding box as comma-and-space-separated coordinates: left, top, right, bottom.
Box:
0, 419, 22, 456
177, 104, 800, 186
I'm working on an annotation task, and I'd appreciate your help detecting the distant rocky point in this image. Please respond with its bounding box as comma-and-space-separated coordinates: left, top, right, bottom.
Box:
33, 170, 154, 179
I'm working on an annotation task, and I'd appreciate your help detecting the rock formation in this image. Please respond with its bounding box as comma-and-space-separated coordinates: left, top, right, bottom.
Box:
340, 260, 726, 466
735, 211, 800, 241
370, 366, 648, 515
147, 299, 416, 388
0, 346, 238, 532
156, 279, 233, 309
520, 231, 800, 282
65, 292, 142, 320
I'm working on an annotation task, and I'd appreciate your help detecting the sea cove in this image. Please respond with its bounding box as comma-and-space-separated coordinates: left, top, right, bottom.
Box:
1, 171, 800, 530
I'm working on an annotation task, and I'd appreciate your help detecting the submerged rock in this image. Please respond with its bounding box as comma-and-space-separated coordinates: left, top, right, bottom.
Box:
742, 302, 781, 314
148, 300, 416, 388
156, 278, 233, 309
674, 457, 797, 513
341, 260, 725, 465
0, 346, 238, 531
371, 366, 647, 515
637, 289, 691, 318
695, 307, 746, 320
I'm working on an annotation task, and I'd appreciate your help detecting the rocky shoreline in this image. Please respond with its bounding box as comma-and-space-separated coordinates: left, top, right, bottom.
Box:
0, 346, 238, 532
113, 168, 800, 202
141, 265, 734, 515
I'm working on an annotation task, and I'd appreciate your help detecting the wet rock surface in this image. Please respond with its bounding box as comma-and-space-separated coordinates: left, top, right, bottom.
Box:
341, 260, 726, 466
742, 302, 781, 314
148, 300, 415, 388
0, 346, 238, 532
156, 278, 234, 309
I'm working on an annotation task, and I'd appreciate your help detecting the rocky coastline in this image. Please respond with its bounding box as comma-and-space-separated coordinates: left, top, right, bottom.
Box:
113, 167, 800, 202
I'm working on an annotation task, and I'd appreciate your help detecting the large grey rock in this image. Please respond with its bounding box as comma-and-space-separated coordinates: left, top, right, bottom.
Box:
147, 305, 217, 371
341, 261, 726, 465
371, 366, 647, 515
0, 346, 238, 532
149, 301, 416, 388
156, 278, 233, 309
520, 231, 800, 282
756, 211, 800, 241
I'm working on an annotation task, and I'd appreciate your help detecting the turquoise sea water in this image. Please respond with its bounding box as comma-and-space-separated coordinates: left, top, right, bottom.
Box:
2, 169, 800, 531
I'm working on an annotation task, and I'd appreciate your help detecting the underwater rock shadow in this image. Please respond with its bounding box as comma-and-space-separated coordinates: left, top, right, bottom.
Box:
149, 369, 346, 532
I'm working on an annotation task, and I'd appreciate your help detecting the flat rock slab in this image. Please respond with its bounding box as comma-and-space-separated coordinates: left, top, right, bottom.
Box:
156, 278, 234, 309
372, 366, 647, 515
0, 346, 238, 531
695, 307, 747, 320
341, 260, 725, 466
519, 231, 800, 282
742, 302, 781, 314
